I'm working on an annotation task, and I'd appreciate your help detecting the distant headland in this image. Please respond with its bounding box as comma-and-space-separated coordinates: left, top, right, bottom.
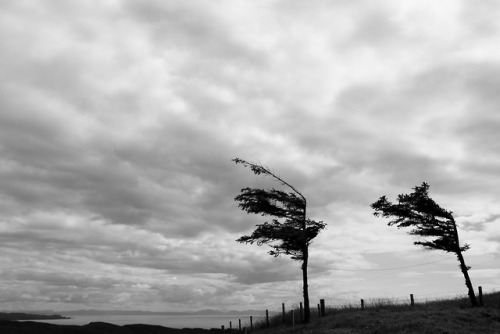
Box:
0, 320, 219, 334
0, 312, 70, 321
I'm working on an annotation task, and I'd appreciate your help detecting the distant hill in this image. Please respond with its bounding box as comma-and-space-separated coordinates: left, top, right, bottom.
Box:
0, 321, 219, 334
0, 313, 69, 321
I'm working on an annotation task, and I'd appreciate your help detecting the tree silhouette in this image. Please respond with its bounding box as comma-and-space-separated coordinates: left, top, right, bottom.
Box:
233, 158, 325, 323
371, 182, 478, 307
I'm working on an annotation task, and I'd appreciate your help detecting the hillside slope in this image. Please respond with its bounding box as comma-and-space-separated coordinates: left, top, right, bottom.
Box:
255, 293, 500, 334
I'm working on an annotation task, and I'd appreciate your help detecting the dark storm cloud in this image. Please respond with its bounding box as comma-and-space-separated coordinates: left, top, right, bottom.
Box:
0, 75, 241, 234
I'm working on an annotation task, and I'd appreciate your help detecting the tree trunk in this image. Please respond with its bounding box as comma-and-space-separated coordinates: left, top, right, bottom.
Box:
302, 250, 310, 323
456, 249, 478, 307
302, 205, 310, 323
451, 218, 477, 307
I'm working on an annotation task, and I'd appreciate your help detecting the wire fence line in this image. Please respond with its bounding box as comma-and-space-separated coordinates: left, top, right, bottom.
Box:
219, 286, 500, 333
321, 288, 471, 305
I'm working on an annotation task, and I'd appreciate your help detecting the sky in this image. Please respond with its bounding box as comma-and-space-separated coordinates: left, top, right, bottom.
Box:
0, 0, 499, 313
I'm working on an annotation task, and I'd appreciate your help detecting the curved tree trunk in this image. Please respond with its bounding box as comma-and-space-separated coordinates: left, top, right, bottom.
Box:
452, 218, 478, 307
456, 250, 478, 307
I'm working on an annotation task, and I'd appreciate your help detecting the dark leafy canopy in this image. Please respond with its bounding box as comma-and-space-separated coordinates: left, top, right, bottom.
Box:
371, 182, 469, 253
235, 188, 305, 220
235, 188, 325, 261
237, 219, 325, 261
233, 158, 325, 261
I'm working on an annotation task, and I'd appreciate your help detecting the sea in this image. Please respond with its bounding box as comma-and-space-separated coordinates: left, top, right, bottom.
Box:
27, 314, 264, 330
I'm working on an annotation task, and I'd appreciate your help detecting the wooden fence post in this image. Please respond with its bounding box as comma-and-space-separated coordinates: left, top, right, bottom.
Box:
244, 327, 247, 334
320, 299, 326, 317
317, 304, 320, 318
229, 321, 232, 333
239, 319, 241, 332
410, 294, 414, 307
361, 299, 365, 310
250, 316, 253, 331
299, 302, 303, 323
479, 286, 484, 306
282, 303, 286, 324
221, 325, 225, 333
266, 310, 270, 328
291, 310, 295, 327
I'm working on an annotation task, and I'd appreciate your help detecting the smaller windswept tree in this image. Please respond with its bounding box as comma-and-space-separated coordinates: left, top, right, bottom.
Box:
371, 182, 478, 307
233, 158, 325, 323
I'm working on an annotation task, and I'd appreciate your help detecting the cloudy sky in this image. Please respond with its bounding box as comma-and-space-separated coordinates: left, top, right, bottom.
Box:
0, 0, 499, 313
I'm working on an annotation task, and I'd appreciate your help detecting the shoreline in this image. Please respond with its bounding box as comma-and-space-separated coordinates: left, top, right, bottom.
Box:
1, 312, 253, 329
0, 312, 70, 321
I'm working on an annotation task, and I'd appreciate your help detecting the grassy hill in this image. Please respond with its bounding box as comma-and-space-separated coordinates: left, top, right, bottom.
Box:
253, 292, 500, 334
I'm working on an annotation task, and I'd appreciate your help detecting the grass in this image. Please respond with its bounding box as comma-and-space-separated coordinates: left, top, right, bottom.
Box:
251, 292, 500, 334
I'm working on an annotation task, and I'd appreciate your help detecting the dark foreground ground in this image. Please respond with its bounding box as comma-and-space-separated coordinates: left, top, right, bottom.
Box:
0, 321, 220, 334
252, 292, 500, 334
254, 306, 500, 334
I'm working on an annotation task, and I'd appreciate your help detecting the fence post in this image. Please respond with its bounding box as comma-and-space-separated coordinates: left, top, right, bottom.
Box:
250, 316, 253, 331
479, 286, 484, 306
229, 321, 232, 333
317, 304, 320, 318
282, 303, 286, 324
410, 294, 414, 307
221, 325, 225, 334
361, 299, 365, 310
266, 310, 270, 328
239, 319, 241, 332
320, 299, 326, 317
291, 310, 295, 327
244, 327, 247, 334
299, 302, 303, 323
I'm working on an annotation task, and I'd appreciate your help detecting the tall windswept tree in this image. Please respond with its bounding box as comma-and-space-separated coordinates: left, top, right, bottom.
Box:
371, 182, 478, 307
232, 158, 325, 323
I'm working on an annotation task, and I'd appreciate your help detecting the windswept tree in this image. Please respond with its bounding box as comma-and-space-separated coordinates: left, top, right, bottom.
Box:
233, 158, 325, 323
371, 182, 478, 307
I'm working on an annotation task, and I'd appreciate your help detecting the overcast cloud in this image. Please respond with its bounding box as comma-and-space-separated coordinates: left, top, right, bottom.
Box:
0, 0, 499, 312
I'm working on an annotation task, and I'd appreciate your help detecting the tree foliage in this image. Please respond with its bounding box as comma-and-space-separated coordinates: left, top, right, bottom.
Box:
371, 182, 469, 253
233, 159, 325, 261
371, 182, 477, 307
236, 217, 325, 261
